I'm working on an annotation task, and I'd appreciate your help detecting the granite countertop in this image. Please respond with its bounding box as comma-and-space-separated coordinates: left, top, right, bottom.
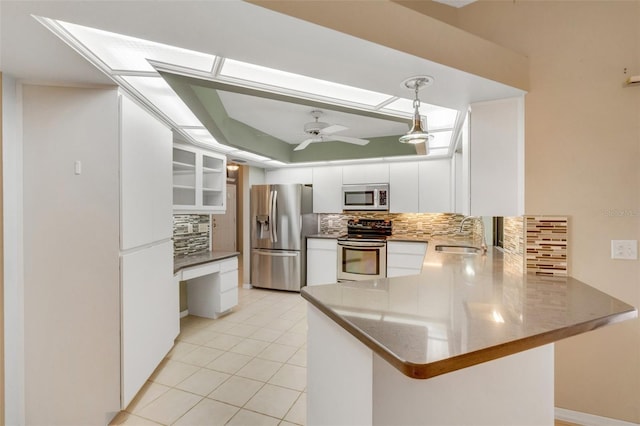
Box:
301, 240, 637, 379
174, 250, 240, 274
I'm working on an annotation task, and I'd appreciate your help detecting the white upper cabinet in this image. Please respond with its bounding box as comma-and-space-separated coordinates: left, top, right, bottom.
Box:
173, 143, 227, 214
469, 97, 524, 217
120, 95, 173, 251
390, 160, 452, 214
418, 159, 452, 213
313, 166, 343, 213
342, 163, 389, 184
265, 167, 313, 184
389, 162, 419, 213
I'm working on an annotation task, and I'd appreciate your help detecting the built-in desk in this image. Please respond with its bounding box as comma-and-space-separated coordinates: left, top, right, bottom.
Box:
174, 251, 240, 319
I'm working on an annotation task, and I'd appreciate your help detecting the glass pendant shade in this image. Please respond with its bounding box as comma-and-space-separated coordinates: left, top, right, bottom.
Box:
399, 110, 433, 145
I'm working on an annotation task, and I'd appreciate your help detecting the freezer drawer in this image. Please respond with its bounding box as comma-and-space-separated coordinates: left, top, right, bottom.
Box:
251, 249, 302, 292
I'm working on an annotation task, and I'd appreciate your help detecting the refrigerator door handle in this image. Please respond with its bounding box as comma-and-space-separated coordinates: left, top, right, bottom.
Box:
252, 249, 299, 257
271, 190, 278, 243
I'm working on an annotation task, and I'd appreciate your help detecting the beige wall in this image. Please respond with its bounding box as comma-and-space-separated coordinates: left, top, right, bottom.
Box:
455, 1, 640, 422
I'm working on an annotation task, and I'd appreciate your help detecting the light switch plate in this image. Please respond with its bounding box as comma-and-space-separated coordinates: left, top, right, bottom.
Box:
611, 240, 638, 260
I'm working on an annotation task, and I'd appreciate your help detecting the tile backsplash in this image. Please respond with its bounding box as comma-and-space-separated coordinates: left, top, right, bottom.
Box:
320, 212, 481, 241
503, 216, 525, 273
525, 216, 568, 276
173, 214, 210, 256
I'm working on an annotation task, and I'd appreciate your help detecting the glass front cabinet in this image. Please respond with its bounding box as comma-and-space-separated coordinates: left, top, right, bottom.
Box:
173, 144, 226, 213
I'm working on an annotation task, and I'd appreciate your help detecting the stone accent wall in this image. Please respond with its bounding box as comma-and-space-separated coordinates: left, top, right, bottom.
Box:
525, 216, 568, 276
173, 214, 210, 256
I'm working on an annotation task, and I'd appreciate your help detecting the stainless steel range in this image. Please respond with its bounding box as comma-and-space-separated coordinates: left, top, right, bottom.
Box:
337, 218, 392, 282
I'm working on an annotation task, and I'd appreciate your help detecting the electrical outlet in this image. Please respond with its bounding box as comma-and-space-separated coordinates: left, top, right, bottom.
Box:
611, 240, 638, 260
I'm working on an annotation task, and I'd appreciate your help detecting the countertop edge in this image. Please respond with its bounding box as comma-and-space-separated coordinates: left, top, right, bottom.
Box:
301, 286, 637, 380
174, 251, 240, 275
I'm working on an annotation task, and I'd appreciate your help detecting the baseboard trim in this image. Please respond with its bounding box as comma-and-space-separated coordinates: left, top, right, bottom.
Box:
555, 407, 640, 426
179, 309, 189, 318
242, 283, 252, 289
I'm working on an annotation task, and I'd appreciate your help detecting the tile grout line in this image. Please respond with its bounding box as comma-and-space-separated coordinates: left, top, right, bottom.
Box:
119, 288, 308, 426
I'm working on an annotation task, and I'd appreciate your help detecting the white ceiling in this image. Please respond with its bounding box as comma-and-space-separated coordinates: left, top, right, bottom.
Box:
1, 0, 523, 166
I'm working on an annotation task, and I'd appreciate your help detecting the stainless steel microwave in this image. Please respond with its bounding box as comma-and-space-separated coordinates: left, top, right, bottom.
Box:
342, 184, 389, 211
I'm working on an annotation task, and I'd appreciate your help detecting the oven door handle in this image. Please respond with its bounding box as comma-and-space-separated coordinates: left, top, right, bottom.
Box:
337, 241, 386, 248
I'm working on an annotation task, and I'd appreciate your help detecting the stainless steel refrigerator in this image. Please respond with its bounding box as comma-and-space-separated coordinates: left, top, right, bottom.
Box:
250, 184, 317, 291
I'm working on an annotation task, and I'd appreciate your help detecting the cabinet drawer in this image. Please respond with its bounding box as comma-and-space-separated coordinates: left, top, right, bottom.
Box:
217, 288, 238, 312
387, 253, 425, 270
387, 241, 427, 255
220, 269, 238, 292
219, 256, 238, 273
307, 238, 337, 250
182, 262, 220, 280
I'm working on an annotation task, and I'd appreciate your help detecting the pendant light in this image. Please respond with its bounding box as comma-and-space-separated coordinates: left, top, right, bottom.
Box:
399, 76, 434, 151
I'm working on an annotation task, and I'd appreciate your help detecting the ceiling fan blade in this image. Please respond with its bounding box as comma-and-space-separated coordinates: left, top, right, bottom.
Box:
329, 135, 370, 146
319, 124, 348, 135
415, 142, 428, 155
294, 138, 315, 151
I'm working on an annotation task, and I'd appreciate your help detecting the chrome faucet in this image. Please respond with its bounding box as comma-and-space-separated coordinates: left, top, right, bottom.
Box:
458, 216, 488, 254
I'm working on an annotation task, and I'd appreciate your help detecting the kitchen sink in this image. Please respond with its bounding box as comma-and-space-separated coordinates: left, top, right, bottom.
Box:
434, 245, 482, 254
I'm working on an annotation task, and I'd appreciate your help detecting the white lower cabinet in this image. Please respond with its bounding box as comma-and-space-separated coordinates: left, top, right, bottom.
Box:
217, 258, 239, 312
184, 256, 239, 318
307, 238, 338, 285
386, 241, 427, 277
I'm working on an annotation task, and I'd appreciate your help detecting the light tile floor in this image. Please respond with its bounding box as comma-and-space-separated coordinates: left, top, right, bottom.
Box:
111, 287, 307, 426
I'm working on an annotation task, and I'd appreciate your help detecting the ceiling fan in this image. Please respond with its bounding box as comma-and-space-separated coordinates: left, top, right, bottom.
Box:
294, 110, 370, 151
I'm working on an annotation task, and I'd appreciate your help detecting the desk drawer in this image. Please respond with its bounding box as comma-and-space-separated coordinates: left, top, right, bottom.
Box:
219, 257, 238, 273
182, 262, 220, 280
220, 269, 238, 292
217, 288, 238, 312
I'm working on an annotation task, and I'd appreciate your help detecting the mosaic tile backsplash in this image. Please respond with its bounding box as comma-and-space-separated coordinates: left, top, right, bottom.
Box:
173, 214, 210, 256
319, 212, 483, 241
525, 216, 568, 276
503, 216, 525, 273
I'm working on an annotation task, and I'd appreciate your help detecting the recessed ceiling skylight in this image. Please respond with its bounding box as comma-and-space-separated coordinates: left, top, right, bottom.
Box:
57, 20, 216, 73
382, 98, 459, 130
120, 76, 203, 127
430, 131, 453, 149
40, 16, 463, 166
220, 59, 393, 107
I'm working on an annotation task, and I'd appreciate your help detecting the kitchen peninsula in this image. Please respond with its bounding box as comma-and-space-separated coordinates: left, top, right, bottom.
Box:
302, 243, 636, 426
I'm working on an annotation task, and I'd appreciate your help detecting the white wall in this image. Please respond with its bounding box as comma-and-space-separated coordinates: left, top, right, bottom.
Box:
22, 85, 121, 424
3, 75, 25, 426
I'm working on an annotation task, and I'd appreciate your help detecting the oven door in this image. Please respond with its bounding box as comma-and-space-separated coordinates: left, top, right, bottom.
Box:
337, 240, 386, 282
